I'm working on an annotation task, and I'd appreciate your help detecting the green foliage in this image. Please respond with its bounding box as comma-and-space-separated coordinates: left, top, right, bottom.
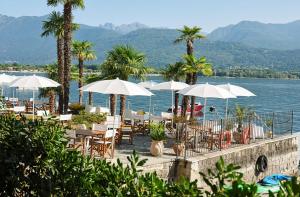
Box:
100, 45, 150, 81
72, 111, 106, 128
200, 157, 259, 197
269, 177, 300, 197
72, 40, 97, 62
0, 115, 202, 196
182, 54, 213, 77
149, 123, 166, 141
235, 105, 250, 133
68, 102, 85, 112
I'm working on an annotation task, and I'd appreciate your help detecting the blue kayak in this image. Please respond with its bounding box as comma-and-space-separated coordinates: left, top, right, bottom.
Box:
259, 174, 292, 186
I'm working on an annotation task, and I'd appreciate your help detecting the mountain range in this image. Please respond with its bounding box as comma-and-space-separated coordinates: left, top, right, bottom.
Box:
0, 14, 300, 71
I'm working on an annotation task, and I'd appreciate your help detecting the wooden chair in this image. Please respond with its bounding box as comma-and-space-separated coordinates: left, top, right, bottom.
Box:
90, 125, 117, 158
120, 122, 134, 144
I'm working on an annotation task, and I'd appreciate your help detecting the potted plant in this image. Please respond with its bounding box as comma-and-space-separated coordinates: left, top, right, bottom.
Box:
149, 123, 165, 156
69, 103, 85, 115
173, 139, 185, 156
265, 118, 273, 138
233, 105, 250, 144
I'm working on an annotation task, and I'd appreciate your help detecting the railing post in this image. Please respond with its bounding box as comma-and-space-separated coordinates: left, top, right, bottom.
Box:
271, 112, 275, 139
220, 119, 223, 151
291, 110, 294, 135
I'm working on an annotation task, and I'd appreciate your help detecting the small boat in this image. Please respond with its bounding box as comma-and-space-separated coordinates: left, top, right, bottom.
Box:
167, 103, 203, 115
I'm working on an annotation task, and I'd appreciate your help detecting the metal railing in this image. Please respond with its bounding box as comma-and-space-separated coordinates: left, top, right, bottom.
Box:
175, 111, 294, 159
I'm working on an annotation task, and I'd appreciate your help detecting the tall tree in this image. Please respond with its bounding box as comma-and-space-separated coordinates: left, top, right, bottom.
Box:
161, 62, 185, 117
183, 55, 213, 118
174, 26, 205, 116
47, 0, 85, 114
85, 74, 101, 106
41, 11, 65, 114
39, 64, 59, 114
72, 40, 96, 104
100, 45, 150, 121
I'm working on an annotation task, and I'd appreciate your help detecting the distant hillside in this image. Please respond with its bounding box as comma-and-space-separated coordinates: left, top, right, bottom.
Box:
98, 22, 148, 34
208, 20, 300, 50
0, 14, 300, 71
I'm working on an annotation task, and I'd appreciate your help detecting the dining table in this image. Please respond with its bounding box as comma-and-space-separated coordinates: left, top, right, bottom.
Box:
75, 129, 106, 155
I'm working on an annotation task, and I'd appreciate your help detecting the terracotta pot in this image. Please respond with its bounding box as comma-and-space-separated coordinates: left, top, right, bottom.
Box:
150, 140, 164, 156
173, 143, 185, 156
233, 132, 242, 143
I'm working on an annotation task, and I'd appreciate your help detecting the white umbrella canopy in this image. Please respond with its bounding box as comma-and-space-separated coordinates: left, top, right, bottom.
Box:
0, 73, 17, 85
0, 74, 18, 96
138, 80, 158, 89
178, 83, 236, 120
82, 78, 153, 96
178, 83, 236, 99
10, 75, 60, 120
81, 78, 153, 158
10, 75, 60, 89
151, 80, 189, 91
216, 83, 255, 97
217, 83, 255, 118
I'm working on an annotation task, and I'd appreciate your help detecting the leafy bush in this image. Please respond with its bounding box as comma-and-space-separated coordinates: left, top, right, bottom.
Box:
72, 111, 106, 128
68, 102, 85, 114
149, 123, 166, 141
200, 157, 259, 196
0, 115, 201, 196
1, 114, 299, 196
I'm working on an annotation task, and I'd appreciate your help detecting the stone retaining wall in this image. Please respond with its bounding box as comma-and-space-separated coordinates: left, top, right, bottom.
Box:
142, 135, 299, 186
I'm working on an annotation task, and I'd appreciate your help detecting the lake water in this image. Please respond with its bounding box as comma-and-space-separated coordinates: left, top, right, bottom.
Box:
5, 73, 300, 131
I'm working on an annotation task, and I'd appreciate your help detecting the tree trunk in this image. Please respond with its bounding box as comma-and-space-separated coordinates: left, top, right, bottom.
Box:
187, 40, 194, 55
181, 40, 194, 117
181, 73, 192, 117
78, 59, 84, 104
57, 37, 64, 114
63, 2, 72, 114
190, 72, 198, 119
88, 92, 93, 105
110, 94, 116, 116
174, 91, 179, 117
49, 91, 56, 114
119, 95, 126, 122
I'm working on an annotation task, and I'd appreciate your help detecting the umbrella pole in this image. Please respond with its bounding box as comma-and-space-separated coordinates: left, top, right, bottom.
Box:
171, 90, 174, 131
203, 98, 207, 122
225, 98, 229, 119
148, 96, 151, 122
32, 90, 35, 121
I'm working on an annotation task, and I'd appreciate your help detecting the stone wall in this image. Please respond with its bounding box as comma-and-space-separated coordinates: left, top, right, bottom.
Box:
141, 135, 299, 186
174, 135, 298, 186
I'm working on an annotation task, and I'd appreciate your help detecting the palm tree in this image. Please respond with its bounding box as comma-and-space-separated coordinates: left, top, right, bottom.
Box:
183, 54, 213, 118
39, 64, 59, 114
85, 74, 101, 106
100, 45, 150, 121
174, 26, 205, 116
41, 11, 79, 114
41, 11, 64, 114
161, 62, 185, 116
72, 40, 96, 104
47, 0, 85, 114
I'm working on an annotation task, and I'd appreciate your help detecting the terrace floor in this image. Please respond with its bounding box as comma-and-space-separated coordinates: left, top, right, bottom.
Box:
109, 135, 176, 166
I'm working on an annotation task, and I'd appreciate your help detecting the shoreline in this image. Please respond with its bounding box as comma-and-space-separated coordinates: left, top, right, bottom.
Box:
0, 70, 299, 80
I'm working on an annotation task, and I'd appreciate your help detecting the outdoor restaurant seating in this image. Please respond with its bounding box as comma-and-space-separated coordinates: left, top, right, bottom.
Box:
90, 124, 117, 158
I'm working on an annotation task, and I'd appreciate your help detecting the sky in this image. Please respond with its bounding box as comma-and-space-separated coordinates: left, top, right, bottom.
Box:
1, 0, 300, 32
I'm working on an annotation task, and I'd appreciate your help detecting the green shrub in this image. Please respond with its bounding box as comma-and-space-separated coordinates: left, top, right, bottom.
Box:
0, 115, 201, 196
149, 123, 165, 141
72, 111, 106, 128
68, 103, 85, 114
